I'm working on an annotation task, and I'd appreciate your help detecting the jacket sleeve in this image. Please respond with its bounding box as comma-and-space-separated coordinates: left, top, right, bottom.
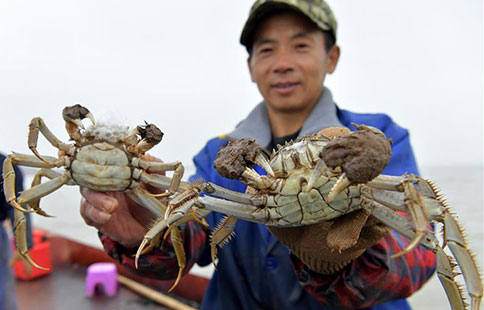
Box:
291, 120, 436, 308
291, 232, 436, 308
100, 221, 206, 280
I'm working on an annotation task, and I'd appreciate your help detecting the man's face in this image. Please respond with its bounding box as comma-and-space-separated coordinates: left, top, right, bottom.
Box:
248, 12, 339, 114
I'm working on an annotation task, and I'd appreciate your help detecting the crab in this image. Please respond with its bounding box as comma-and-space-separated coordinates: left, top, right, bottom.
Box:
2, 104, 190, 287
137, 124, 482, 310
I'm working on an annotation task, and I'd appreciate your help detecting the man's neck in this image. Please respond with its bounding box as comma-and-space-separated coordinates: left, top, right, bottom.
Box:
267, 109, 308, 137
267, 99, 320, 137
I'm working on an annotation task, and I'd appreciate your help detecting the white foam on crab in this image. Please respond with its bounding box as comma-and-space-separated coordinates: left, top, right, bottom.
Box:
84, 114, 132, 143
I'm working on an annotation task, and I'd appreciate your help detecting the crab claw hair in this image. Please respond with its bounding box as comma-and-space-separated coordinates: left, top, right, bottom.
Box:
62, 104, 95, 127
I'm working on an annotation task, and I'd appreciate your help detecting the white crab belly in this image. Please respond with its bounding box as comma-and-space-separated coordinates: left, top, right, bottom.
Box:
71, 142, 132, 191
266, 170, 363, 226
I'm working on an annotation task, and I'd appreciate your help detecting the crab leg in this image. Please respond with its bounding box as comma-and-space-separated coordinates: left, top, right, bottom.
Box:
435, 247, 467, 310
134, 187, 201, 286
162, 182, 265, 221
28, 169, 75, 217
443, 212, 483, 310
127, 186, 169, 266
203, 183, 265, 205
128, 185, 201, 261
3, 154, 67, 213
14, 172, 71, 209
146, 213, 202, 293
197, 196, 267, 224
210, 215, 238, 266
136, 218, 169, 265
360, 197, 436, 250
3, 157, 34, 214
134, 160, 185, 197
28, 117, 74, 165
135, 199, 206, 268
126, 186, 167, 218
167, 226, 185, 292
4, 153, 63, 168
135, 169, 187, 190
391, 181, 428, 258
4, 154, 71, 269
12, 209, 48, 270
364, 175, 434, 255
163, 185, 202, 220
365, 176, 483, 309
367, 174, 408, 191
153, 182, 261, 267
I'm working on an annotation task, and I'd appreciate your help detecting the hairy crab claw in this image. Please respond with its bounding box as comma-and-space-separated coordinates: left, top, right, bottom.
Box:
315, 123, 393, 203
214, 138, 274, 183
134, 123, 184, 199
135, 121, 164, 154
62, 104, 95, 130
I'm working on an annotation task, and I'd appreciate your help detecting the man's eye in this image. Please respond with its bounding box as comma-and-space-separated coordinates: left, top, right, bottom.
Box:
259, 48, 272, 54
296, 44, 309, 50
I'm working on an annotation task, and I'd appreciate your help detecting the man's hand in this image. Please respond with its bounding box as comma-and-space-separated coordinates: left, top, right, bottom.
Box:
79, 154, 162, 249
80, 188, 155, 249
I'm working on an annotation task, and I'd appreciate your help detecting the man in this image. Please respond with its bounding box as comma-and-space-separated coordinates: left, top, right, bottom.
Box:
80, 1, 436, 309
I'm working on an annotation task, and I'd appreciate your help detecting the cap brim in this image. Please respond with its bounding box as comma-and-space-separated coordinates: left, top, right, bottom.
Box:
240, 3, 304, 49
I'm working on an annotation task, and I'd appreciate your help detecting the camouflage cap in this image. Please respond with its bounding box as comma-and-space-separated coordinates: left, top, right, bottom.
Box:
240, 0, 337, 49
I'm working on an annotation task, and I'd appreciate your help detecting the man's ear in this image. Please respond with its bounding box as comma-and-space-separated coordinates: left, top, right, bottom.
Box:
247, 57, 255, 82
327, 45, 340, 74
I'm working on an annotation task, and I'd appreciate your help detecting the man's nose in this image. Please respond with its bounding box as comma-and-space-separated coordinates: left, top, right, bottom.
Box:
273, 52, 294, 74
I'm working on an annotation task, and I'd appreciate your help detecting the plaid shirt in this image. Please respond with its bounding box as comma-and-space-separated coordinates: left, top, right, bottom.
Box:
101, 222, 207, 280
291, 232, 436, 308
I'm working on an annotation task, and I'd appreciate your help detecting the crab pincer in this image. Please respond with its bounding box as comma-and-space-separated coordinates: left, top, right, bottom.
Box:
320, 123, 392, 202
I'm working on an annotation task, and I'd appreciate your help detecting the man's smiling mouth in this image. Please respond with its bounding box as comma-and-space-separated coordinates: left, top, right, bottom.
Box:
271, 81, 300, 94
272, 82, 299, 89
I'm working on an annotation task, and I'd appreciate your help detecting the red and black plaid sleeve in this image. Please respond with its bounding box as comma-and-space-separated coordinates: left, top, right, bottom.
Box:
291, 231, 436, 308
100, 220, 207, 280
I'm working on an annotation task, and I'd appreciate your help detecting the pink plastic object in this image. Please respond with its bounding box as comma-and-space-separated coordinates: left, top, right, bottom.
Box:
85, 262, 118, 297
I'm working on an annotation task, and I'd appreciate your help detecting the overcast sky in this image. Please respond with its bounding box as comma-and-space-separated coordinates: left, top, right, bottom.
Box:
0, 0, 482, 173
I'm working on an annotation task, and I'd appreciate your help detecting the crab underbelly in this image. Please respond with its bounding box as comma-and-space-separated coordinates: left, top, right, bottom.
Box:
266, 172, 363, 226
71, 142, 132, 191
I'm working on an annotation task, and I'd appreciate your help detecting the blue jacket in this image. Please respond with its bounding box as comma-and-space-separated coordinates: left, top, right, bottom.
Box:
188, 108, 421, 310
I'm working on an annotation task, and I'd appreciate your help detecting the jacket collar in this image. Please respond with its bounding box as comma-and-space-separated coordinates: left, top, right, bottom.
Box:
227, 87, 343, 147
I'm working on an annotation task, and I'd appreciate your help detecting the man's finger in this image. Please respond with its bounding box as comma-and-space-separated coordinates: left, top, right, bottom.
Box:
80, 198, 112, 226
80, 198, 94, 226
80, 187, 118, 213
141, 153, 162, 163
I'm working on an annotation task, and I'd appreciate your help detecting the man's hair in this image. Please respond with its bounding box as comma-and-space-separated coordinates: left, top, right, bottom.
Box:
246, 8, 336, 57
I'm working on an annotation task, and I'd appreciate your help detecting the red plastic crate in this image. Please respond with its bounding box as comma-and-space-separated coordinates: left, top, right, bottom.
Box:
11, 229, 52, 280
